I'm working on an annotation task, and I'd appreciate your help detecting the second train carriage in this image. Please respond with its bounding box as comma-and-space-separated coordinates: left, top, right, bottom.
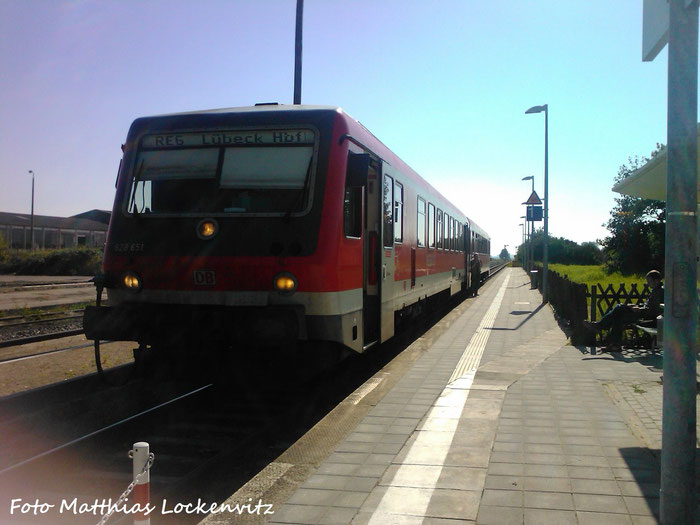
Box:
84, 105, 490, 354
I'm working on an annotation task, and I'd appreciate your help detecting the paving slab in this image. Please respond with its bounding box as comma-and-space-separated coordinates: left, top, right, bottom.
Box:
201, 268, 700, 524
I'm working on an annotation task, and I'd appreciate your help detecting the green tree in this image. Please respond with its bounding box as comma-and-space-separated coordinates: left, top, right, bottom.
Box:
517, 230, 603, 265
599, 146, 665, 275
498, 247, 511, 261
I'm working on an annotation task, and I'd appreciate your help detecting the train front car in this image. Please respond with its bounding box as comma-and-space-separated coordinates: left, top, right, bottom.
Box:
83, 105, 363, 356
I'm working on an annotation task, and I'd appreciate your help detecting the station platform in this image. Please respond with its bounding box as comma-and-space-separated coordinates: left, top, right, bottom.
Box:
202, 267, 687, 525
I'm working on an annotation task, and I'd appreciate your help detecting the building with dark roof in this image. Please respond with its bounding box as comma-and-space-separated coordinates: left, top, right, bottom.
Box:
0, 210, 110, 250
71, 209, 111, 225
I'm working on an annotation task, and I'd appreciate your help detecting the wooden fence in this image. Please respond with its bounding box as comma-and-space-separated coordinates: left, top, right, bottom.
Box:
588, 282, 651, 321
531, 266, 649, 344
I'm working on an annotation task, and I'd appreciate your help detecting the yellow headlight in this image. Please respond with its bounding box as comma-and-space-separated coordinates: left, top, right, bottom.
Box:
197, 219, 218, 239
274, 273, 297, 294
123, 271, 142, 291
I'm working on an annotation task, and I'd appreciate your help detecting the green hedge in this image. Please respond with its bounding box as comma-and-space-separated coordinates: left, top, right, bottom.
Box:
0, 247, 103, 276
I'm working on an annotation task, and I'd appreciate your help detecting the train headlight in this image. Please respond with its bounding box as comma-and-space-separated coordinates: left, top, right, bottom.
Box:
197, 219, 218, 240
273, 273, 297, 295
122, 271, 142, 291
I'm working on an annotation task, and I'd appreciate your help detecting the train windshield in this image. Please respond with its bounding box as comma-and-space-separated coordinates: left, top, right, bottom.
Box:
126, 129, 316, 216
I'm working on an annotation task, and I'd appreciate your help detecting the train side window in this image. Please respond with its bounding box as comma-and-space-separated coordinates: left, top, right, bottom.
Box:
454, 221, 459, 252
452, 219, 459, 252
417, 197, 426, 247
446, 215, 451, 251
428, 203, 435, 249
445, 214, 450, 251
383, 175, 394, 248
436, 209, 443, 250
453, 219, 458, 251
456, 221, 462, 252
394, 182, 403, 243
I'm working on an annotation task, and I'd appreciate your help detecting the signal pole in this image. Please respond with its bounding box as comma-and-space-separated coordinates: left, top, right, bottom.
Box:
660, 1, 698, 522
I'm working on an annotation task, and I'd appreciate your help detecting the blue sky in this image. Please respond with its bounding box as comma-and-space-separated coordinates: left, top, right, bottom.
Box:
0, 1, 677, 254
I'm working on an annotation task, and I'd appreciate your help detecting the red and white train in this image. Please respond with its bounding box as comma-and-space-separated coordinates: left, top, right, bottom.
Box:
84, 105, 490, 354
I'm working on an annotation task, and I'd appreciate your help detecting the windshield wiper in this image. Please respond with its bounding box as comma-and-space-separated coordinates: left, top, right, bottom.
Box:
284, 157, 313, 222
129, 160, 145, 217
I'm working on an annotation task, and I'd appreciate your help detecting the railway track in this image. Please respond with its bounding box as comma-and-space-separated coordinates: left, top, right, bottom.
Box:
0, 309, 86, 349
0, 310, 83, 329
0, 339, 116, 365
0, 354, 375, 525
0, 270, 510, 524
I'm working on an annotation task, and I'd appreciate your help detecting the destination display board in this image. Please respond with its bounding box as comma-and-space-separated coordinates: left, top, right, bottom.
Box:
141, 129, 315, 148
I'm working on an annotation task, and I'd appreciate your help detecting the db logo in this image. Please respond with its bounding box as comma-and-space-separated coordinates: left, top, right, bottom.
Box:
193, 270, 216, 286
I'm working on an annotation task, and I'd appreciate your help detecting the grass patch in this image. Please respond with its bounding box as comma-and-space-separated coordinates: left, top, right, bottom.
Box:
548, 264, 646, 290
632, 384, 647, 394
548, 264, 648, 318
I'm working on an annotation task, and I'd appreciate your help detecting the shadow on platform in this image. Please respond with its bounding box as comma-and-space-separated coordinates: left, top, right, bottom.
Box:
617, 446, 700, 521
488, 304, 546, 331
575, 345, 663, 374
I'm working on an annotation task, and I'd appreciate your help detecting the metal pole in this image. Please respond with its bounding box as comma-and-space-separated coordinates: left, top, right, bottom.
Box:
525, 209, 529, 269
28, 170, 34, 250
660, 1, 698, 523
542, 104, 549, 303
522, 216, 529, 270
527, 218, 531, 270
132, 442, 151, 525
530, 177, 535, 272
529, 209, 534, 271
525, 105, 548, 299
293, 0, 304, 105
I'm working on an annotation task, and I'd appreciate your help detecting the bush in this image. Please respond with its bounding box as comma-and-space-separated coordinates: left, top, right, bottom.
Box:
0, 233, 8, 264
0, 247, 103, 276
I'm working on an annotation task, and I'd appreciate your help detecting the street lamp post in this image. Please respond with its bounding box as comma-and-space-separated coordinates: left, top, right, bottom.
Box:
522, 175, 535, 272
520, 215, 530, 271
525, 104, 549, 303
28, 170, 35, 250
519, 224, 525, 267
293, 0, 304, 104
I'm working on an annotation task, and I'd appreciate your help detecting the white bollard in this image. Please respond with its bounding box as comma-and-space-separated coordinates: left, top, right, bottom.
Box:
131, 442, 151, 525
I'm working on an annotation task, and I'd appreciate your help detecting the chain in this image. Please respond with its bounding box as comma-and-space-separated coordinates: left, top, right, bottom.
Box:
95, 451, 155, 525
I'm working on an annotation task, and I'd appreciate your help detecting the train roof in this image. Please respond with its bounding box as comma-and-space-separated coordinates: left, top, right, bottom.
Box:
147, 104, 341, 118
468, 220, 490, 240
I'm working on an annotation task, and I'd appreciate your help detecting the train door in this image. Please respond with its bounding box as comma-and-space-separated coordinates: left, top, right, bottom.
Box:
464, 222, 472, 289
347, 152, 395, 349
347, 152, 381, 349
379, 164, 397, 342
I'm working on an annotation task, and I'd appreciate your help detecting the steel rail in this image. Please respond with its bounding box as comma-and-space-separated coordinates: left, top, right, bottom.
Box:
0, 383, 213, 475
0, 312, 83, 329
0, 340, 114, 364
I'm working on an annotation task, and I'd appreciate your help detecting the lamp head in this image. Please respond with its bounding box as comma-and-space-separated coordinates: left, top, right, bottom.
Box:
522, 176, 534, 181
525, 105, 547, 114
